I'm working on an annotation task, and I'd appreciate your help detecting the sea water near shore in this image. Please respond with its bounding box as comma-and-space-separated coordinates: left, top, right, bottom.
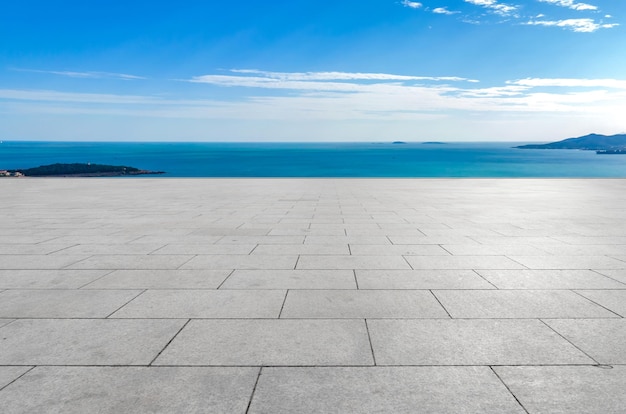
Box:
1, 141, 626, 177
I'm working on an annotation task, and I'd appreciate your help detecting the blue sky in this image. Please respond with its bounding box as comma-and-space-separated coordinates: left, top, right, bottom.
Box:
1, 0, 625, 141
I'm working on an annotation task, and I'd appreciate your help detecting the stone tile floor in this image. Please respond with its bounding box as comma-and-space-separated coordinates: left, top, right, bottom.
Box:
0, 178, 625, 413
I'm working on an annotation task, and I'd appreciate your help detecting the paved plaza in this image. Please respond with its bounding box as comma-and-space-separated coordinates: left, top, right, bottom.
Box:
1, 178, 625, 413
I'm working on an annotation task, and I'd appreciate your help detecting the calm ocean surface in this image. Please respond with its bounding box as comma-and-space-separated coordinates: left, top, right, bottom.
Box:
1, 141, 626, 177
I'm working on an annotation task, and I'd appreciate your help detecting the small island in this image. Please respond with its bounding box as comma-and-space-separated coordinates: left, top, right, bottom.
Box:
515, 133, 626, 153
1, 163, 165, 177
422, 141, 447, 145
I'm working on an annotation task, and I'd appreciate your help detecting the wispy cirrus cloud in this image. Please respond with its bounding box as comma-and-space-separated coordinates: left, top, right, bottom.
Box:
401, 0, 422, 9
402, 0, 618, 33
464, 0, 519, 17
13, 68, 146, 80
510, 78, 626, 88
525, 18, 619, 32
200, 69, 477, 83
537, 0, 598, 11
433, 7, 460, 15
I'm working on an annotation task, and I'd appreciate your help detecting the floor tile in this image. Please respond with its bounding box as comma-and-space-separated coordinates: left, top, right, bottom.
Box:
0, 255, 88, 270
368, 319, 593, 365
83, 269, 230, 289
0, 319, 185, 365
154, 319, 373, 366
544, 319, 626, 364
151, 244, 256, 255
221, 269, 356, 289
349, 244, 450, 256
67, 254, 194, 270
0, 270, 109, 289
281, 290, 448, 318
575, 290, 626, 316
433, 290, 618, 318
0, 366, 258, 414
181, 255, 298, 270
0, 289, 141, 318
476, 269, 626, 289
495, 366, 626, 414
251, 244, 350, 255
0, 366, 31, 389
249, 367, 525, 414
356, 269, 494, 289
111, 289, 285, 318
297, 255, 411, 270
509, 256, 626, 270
405, 256, 526, 270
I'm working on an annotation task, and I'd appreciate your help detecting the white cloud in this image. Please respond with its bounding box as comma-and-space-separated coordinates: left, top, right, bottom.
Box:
537, 0, 598, 11
401, 0, 422, 9
511, 78, 626, 89
464, 0, 519, 16
3, 72, 626, 141
433, 7, 460, 15
189, 70, 479, 91
13, 68, 145, 80
525, 18, 619, 32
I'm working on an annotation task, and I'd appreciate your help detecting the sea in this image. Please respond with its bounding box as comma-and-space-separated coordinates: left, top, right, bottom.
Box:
1, 141, 626, 178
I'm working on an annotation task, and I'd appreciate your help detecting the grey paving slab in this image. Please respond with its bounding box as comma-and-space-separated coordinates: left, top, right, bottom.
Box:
52, 243, 165, 255
495, 366, 626, 414
0, 366, 31, 390
537, 244, 626, 256
304, 235, 391, 244
510, 255, 626, 270
221, 269, 356, 289
368, 319, 593, 365
349, 244, 450, 256
66, 254, 194, 270
544, 319, 626, 364
154, 319, 373, 366
251, 244, 350, 255
151, 244, 256, 255
552, 236, 626, 245
281, 290, 449, 318
83, 269, 231, 289
0, 255, 88, 269
433, 290, 618, 318
268, 227, 346, 236
389, 235, 480, 245
0, 366, 258, 414
216, 235, 304, 244
0, 319, 185, 365
297, 255, 411, 270
0, 319, 14, 328
594, 269, 626, 284
249, 366, 525, 414
0, 244, 74, 255
356, 269, 494, 289
0, 269, 109, 289
181, 255, 298, 270
0, 289, 141, 318
442, 244, 548, 255
576, 289, 626, 316
111, 289, 285, 318
476, 269, 626, 289
130, 235, 222, 244
405, 255, 526, 270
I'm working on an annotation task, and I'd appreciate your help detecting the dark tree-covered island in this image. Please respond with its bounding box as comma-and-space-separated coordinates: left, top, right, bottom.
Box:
5, 163, 165, 177
515, 133, 626, 154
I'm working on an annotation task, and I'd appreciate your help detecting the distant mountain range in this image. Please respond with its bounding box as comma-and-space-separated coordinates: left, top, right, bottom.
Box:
516, 133, 626, 151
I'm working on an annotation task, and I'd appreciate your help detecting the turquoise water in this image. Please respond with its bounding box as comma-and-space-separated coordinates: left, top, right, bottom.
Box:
1, 141, 625, 177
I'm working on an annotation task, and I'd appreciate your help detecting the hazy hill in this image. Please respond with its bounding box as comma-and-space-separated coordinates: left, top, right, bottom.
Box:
516, 134, 626, 150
